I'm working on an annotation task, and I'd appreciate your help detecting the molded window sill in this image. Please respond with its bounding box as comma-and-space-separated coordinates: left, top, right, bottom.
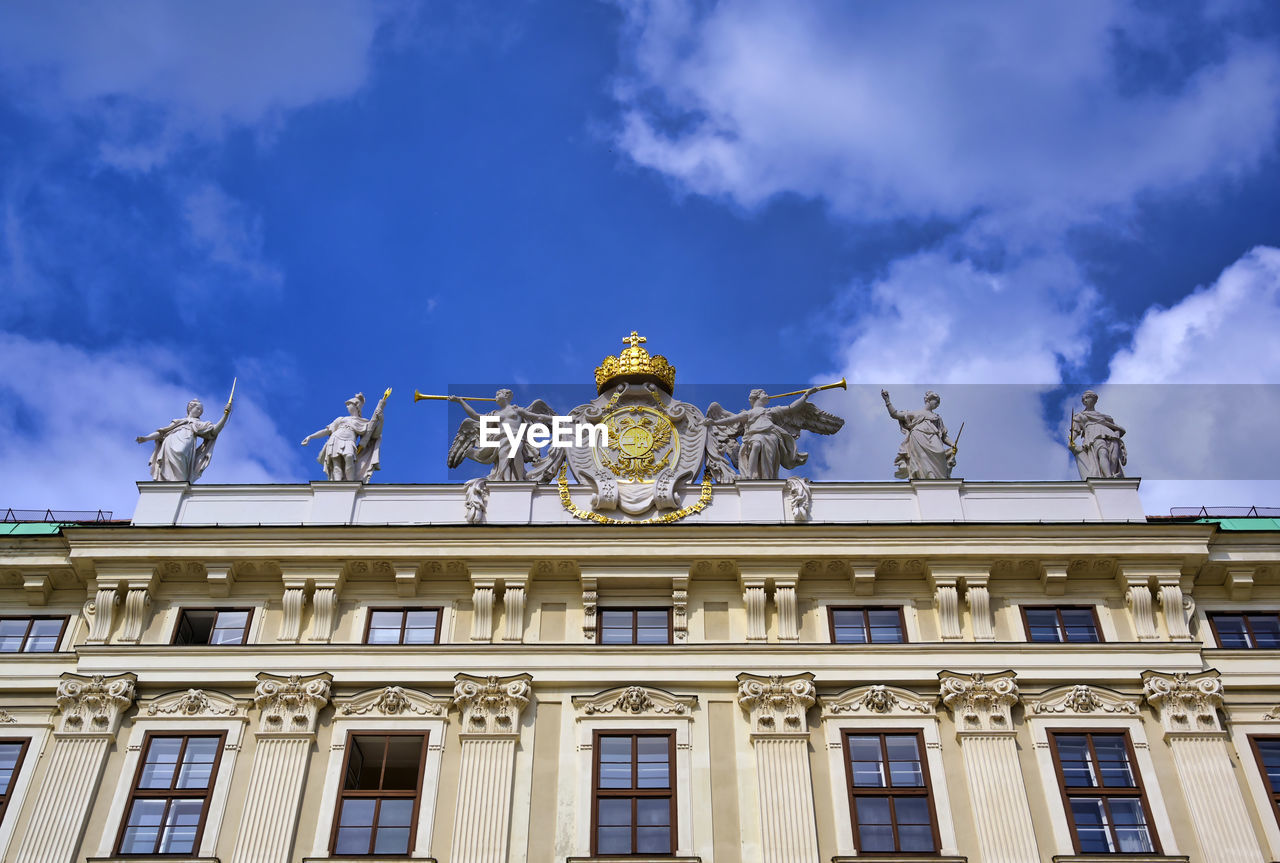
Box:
566, 857, 701, 862
301, 858, 437, 862
832, 856, 967, 862
88, 858, 220, 863
1051, 855, 1189, 863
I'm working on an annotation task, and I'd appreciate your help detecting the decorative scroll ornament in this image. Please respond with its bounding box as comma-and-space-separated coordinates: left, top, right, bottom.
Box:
340, 686, 445, 717
939, 671, 1019, 733
253, 672, 331, 734
452, 673, 532, 735
824, 684, 934, 717
737, 672, 817, 734
55, 673, 136, 734
1030, 684, 1139, 716
574, 685, 697, 718
1142, 670, 1225, 733
785, 476, 812, 522
147, 688, 241, 718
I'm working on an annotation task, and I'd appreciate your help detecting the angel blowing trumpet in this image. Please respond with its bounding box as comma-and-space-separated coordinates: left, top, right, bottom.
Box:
704, 385, 845, 480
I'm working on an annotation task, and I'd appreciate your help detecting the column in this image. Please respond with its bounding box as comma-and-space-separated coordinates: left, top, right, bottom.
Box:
449, 673, 533, 863
743, 577, 768, 642
14, 673, 136, 863
1143, 671, 1265, 863
737, 672, 820, 863
231, 672, 331, 863
963, 574, 995, 641
939, 671, 1041, 863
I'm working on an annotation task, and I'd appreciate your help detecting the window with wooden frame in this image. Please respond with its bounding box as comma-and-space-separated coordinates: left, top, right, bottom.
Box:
0, 616, 67, 653
592, 731, 676, 856
331, 733, 428, 855
1022, 606, 1103, 643
1249, 736, 1280, 828
828, 607, 907, 644
842, 730, 939, 853
364, 608, 442, 645
115, 732, 225, 856
172, 609, 252, 646
1049, 730, 1159, 854
0, 739, 30, 826
597, 608, 672, 645
1208, 612, 1280, 648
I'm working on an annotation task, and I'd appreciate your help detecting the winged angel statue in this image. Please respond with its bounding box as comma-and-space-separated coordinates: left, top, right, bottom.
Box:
447, 389, 564, 482
704, 388, 845, 480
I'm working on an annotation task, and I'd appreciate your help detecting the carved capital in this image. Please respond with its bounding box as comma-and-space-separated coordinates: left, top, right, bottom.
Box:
1142, 670, 1224, 734
55, 672, 136, 734
939, 670, 1019, 734
452, 673, 532, 736
737, 672, 817, 734
253, 672, 332, 734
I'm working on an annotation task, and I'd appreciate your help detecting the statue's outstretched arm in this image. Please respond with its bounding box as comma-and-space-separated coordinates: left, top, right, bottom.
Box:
300, 426, 331, 446
880, 390, 902, 421
450, 395, 483, 422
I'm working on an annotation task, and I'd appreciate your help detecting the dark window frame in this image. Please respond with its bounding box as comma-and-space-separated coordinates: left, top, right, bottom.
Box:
0, 738, 30, 826
362, 607, 444, 646
170, 608, 254, 646
840, 729, 941, 855
1048, 729, 1161, 855
595, 607, 674, 645
0, 616, 68, 653
1019, 605, 1104, 644
113, 730, 227, 857
328, 730, 429, 856
1248, 735, 1280, 829
1207, 611, 1280, 649
590, 730, 677, 857
827, 606, 909, 644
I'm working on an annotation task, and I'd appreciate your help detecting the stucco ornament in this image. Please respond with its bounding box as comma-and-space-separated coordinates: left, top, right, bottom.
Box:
1069, 390, 1127, 479
1030, 684, 1139, 716
301, 389, 390, 482
784, 475, 813, 522
882, 389, 959, 479
147, 688, 241, 717
253, 672, 331, 733
0, 710, 15, 724
1142, 670, 1225, 733
824, 684, 934, 716
447, 390, 562, 482
462, 477, 490, 524
452, 673, 532, 735
574, 685, 697, 717
705, 388, 844, 480
737, 672, 817, 733
136, 391, 233, 482
55, 673, 137, 733
939, 671, 1019, 732
340, 685, 445, 717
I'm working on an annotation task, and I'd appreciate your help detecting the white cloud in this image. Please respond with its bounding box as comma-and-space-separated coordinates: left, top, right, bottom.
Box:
181, 183, 283, 293
0, 332, 302, 517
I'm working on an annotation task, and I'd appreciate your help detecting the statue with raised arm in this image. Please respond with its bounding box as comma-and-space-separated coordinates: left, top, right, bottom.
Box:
136, 386, 234, 482
301, 389, 390, 482
704, 387, 845, 480
446, 389, 561, 482
882, 389, 957, 479
1069, 390, 1126, 478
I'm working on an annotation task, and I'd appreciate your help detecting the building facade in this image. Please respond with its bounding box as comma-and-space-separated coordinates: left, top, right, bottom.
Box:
1, 478, 1279, 863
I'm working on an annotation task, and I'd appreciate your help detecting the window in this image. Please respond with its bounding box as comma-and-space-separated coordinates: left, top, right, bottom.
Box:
172, 609, 251, 646
1208, 612, 1280, 648
0, 739, 29, 826
592, 732, 675, 856
842, 731, 938, 853
332, 733, 427, 855
1049, 731, 1158, 854
829, 607, 906, 644
1023, 606, 1102, 643
364, 608, 441, 645
116, 733, 224, 855
598, 608, 671, 645
1249, 736, 1280, 828
0, 617, 66, 653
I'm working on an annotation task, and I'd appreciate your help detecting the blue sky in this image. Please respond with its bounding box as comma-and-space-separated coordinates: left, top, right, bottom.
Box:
2, 0, 1280, 516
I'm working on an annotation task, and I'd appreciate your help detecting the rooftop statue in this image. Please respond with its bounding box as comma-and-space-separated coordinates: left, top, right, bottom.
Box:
882, 389, 960, 479
445, 389, 562, 482
136, 380, 234, 483
705, 384, 845, 480
1069, 390, 1126, 479
301, 389, 389, 482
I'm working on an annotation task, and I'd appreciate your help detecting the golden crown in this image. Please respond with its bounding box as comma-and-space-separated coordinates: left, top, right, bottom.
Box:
594, 331, 677, 394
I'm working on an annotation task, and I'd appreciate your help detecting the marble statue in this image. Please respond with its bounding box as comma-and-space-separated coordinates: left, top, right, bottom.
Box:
463, 477, 489, 524
704, 388, 845, 480
785, 476, 812, 522
136, 391, 233, 482
1069, 390, 1126, 478
447, 390, 562, 482
301, 389, 389, 482
882, 389, 957, 479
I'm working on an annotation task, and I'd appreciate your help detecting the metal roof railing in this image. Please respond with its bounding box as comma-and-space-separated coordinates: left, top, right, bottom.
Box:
1, 508, 114, 523
1168, 506, 1280, 518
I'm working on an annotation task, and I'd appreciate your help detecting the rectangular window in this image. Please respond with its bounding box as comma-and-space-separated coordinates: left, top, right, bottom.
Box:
332, 733, 427, 855
842, 731, 938, 853
598, 608, 672, 645
116, 732, 225, 856
364, 608, 442, 645
172, 609, 252, 646
1023, 606, 1102, 643
1050, 731, 1158, 854
1208, 612, 1280, 648
829, 607, 907, 644
0, 739, 30, 826
592, 732, 675, 856
1249, 736, 1280, 828
0, 617, 67, 653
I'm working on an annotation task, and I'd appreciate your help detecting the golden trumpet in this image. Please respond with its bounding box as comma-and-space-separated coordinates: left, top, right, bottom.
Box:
413, 391, 499, 403
765, 377, 847, 400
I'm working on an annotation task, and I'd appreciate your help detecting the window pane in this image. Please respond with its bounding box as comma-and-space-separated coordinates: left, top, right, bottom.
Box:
1060, 608, 1099, 642
1055, 735, 1096, 787
209, 611, 248, 645
1249, 614, 1280, 648
347, 737, 386, 790
25, 619, 62, 652
885, 735, 920, 762
176, 737, 219, 789
1215, 614, 1251, 648
599, 760, 632, 788
600, 623, 633, 645
120, 798, 166, 853
0, 621, 27, 652
140, 738, 183, 789
1070, 797, 1113, 853
888, 759, 924, 787
637, 737, 670, 789
403, 610, 438, 643
158, 798, 204, 853
599, 736, 632, 759
636, 610, 668, 629
636, 626, 670, 645
597, 826, 631, 854
1026, 608, 1062, 642
382, 736, 424, 790
848, 736, 883, 761
1109, 799, 1154, 852
177, 610, 216, 645
597, 797, 632, 826
637, 797, 670, 826
1256, 738, 1280, 791
1093, 735, 1135, 787
867, 609, 904, 643
0, 743, 23, 793
855, 797, 894, 852
374, 825, 411, 854
338, 798, 377, 827
368, 610, 404, 644
637, 826, 671, 853
832, 610, 867, 643
334, 825, 372, 854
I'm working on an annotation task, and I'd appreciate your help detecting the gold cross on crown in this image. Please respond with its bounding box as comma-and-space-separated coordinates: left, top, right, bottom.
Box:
622, 331, 647, 349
